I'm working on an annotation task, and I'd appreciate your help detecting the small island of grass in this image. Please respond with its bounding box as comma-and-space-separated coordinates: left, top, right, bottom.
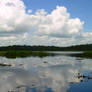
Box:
82, 51, 92, 58
0, 51, 50, 58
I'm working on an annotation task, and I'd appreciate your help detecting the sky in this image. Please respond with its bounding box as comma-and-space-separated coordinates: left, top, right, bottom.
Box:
23, 0, 92, 32
0, 0, 92, 46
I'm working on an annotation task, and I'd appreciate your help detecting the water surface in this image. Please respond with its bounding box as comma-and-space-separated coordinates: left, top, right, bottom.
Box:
0, 52, 92, 92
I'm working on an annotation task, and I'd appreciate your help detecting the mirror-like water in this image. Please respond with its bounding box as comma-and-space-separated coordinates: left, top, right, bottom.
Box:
0, 52, 92, 92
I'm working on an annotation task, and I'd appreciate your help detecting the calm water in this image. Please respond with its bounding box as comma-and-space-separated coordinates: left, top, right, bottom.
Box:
0, 52, 92, 92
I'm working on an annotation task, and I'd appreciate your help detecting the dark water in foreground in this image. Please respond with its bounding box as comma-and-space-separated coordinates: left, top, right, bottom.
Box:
0, 52, 92, 92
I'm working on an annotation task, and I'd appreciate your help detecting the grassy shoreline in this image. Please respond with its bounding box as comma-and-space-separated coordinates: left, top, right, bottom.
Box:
0, 51, 50, 58
69, 51, 92, 59
83, 51, 92, 58
0, 50, 92, 59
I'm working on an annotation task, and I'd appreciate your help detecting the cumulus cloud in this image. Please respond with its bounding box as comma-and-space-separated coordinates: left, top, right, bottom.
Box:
0, 0, 92, 46
36, 6, 84, 38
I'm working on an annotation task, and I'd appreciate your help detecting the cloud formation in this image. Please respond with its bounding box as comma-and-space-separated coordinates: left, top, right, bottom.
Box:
0, 0, 92, 46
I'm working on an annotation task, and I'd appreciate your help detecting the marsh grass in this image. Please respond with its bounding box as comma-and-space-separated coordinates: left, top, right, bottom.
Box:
83, 51, 92, 58
68, 51, 92, 59
0, 51, 49, 58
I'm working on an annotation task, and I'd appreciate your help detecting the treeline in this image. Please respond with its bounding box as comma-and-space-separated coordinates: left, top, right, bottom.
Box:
0, 44, 92, 51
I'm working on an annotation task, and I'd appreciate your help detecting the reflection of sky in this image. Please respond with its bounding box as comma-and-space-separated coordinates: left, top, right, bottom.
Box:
0, 55, 92, 92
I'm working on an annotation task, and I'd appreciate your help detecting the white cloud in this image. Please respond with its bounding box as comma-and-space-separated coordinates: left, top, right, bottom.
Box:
36, 6, 84, 39
0, 0, 91, 46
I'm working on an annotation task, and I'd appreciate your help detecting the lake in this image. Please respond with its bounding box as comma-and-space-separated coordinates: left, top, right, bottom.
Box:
0, 52, 92, 92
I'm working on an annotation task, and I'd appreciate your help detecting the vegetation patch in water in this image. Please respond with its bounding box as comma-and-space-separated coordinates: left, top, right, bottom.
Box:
68, 51, 92, 59
0, 51, 49, 58
82, 51, 92, 58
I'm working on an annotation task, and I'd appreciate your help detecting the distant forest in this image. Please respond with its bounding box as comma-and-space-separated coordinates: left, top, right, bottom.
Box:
0, 44, 92, 51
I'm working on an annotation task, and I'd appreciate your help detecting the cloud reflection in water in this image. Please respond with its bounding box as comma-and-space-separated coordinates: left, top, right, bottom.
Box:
0, 55, 92, 92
